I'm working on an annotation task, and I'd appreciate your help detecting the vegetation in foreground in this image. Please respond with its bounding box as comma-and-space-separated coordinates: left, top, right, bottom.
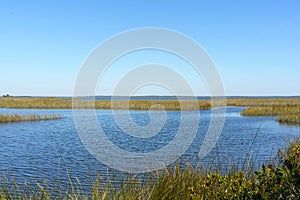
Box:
0, 139, 299, 199
0, 114, 63, 124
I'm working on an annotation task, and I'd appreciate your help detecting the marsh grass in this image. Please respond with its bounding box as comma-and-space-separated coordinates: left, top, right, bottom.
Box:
0, 97, 72, 109
1, 97, 300, 109
241, 106, 300, 126
112, 100, 211, 110
227, 98, 300, 125
0, 97, 211, 110
277, 114, 300, 125
2, 97, 300, 112
227, 98, 300, 107
241, 106, 300, 116
0, 114, 63, 123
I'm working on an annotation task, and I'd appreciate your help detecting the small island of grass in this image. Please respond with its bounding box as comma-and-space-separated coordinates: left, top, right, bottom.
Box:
0, 114, 63, 124
240, 105, 300, 125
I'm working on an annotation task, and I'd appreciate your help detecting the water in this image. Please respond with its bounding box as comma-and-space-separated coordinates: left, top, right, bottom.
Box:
0, 107, 299, 187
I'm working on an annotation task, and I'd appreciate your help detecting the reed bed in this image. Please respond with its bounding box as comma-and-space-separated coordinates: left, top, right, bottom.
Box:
227, 98, 300, 107
0, 114, 63, 124
241, 106, 300, 126
2, 97, 300, 110
74, 99, 211, 110
0, 97, 72, 109
241, 106, 300, 116
112, 100, 211, 110
277, 113, 300, 125
0, 97, 211, 110
0, 139, 299, 199
228, 98, 300, 125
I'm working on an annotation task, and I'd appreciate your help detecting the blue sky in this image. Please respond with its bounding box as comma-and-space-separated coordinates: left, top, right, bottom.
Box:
0, 1, 299, 96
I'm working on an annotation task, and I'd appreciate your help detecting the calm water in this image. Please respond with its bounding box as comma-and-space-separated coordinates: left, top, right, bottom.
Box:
0, 107, 299, 187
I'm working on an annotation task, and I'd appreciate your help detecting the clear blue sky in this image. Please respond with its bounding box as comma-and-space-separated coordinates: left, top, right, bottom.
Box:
1, 1, 299, 96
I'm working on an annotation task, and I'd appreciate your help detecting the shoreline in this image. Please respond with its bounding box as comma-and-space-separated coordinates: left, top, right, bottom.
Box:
1, 97, 300, 125
1, 96, 300, 109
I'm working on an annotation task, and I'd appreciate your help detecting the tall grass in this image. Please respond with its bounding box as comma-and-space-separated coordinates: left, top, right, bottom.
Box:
1, 97, 300, 109
2, 96, 300, 110
227, 98, 300, 125
241, 106, 300, 116
0, 97, 211, 110
113, 100, 211, 110
76, 99, 211, 110
0, 97, 72, 109
227, 98, 300, 107
277, 114, 300, 125
241, 106, 300, 126
0, 114, 63, 123
0, 139, 299, 199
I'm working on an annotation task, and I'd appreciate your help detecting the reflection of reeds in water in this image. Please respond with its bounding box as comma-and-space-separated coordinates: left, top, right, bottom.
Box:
0, 114, 63, 123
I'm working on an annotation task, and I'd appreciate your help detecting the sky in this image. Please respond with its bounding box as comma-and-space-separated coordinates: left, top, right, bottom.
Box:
0, 0, 300, 96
